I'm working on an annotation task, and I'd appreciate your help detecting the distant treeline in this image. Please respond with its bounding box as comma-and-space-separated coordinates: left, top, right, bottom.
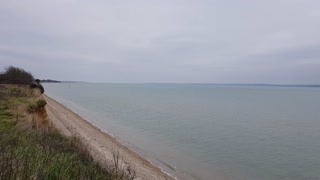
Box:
40, 79, 61, 83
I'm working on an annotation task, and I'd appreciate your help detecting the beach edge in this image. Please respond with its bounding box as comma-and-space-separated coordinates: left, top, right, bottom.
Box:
44, 94, 174, 180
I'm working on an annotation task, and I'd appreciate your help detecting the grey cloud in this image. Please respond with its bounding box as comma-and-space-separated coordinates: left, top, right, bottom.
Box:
245, 44, 320, 69
1, 0, 320, 83
257, 45, 320, 62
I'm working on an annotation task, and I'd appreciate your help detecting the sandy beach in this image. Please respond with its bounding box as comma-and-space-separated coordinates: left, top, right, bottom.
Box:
44, 94, 173, 180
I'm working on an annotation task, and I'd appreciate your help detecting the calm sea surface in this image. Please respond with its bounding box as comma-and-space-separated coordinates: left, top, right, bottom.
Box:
43, 83, 320, 180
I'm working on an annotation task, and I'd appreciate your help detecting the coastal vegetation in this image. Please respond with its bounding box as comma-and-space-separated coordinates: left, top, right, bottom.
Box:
0, 66, 136, 179
0, 66, 34, 85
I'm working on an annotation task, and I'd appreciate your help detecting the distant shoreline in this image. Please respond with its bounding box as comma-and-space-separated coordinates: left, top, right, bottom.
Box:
42, 81, 320, 88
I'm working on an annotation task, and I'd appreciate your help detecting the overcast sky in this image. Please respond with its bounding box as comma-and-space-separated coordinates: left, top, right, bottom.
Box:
1, 0, 320, 84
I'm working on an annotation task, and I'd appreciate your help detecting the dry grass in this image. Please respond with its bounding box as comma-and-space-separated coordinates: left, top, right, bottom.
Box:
0, 85, 136, 180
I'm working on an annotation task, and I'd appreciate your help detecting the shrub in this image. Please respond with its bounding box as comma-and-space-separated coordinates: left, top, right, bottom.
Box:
36, 99, 47, 108
0, 66, 34, 85
27, 100, 47, 113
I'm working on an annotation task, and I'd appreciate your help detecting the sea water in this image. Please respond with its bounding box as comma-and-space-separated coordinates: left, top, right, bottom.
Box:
43, 83, 320, 180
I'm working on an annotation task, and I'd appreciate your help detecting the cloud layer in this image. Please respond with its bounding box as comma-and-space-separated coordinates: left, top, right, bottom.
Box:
1, 0, 320, 83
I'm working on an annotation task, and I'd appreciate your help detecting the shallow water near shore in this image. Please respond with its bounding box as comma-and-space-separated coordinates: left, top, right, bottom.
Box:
44, 83, 320, 180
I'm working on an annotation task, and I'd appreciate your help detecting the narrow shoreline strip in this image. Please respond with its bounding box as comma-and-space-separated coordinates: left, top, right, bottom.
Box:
44, 94, 173, 180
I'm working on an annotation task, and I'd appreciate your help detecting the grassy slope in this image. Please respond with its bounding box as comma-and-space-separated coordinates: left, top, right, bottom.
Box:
0, 85, 135, 180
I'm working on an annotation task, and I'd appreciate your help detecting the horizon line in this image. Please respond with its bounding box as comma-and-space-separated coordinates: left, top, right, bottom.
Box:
42, 81, 320, 87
